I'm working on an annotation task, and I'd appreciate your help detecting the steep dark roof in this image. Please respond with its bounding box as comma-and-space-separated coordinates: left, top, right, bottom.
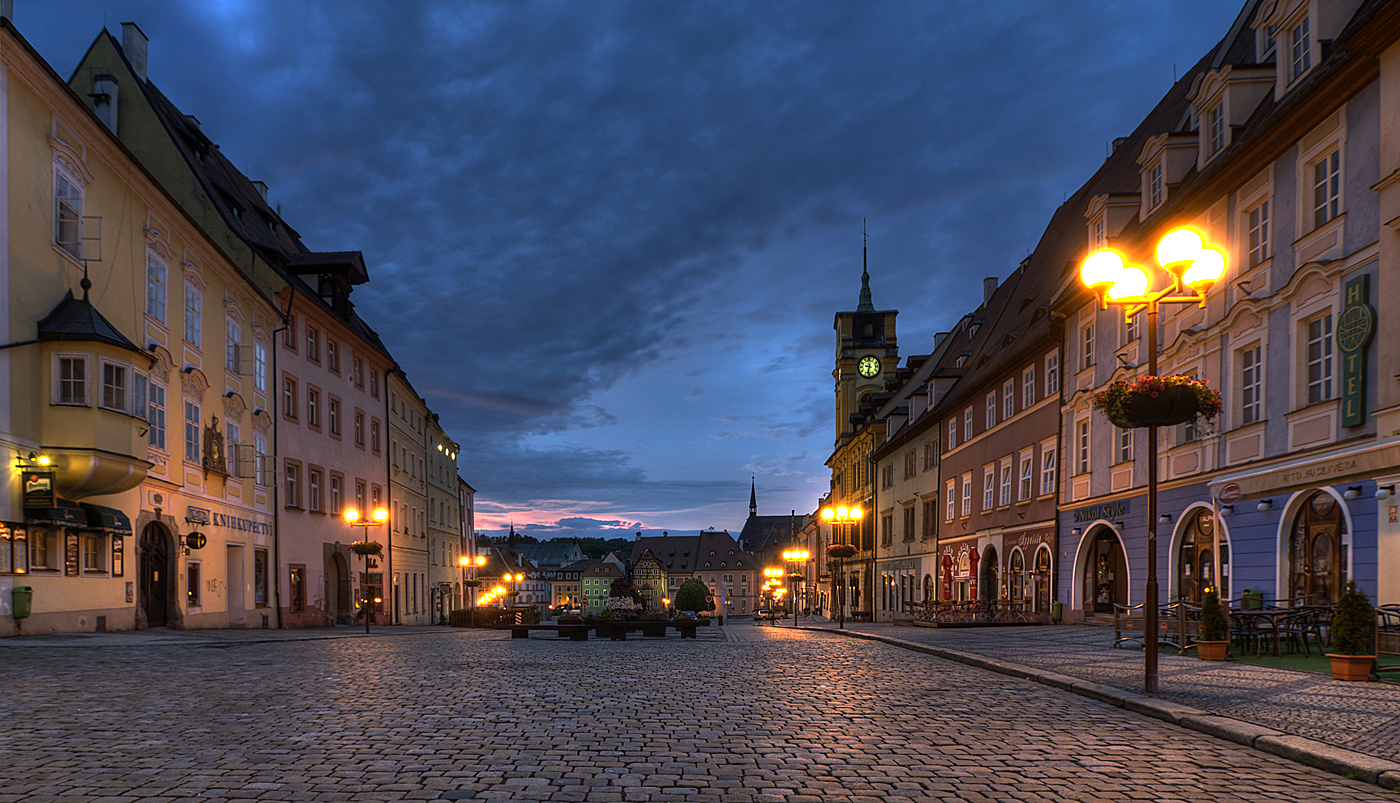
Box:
37, 290, 144, 354
629, 535, 702, 573
738, 515, 796, 553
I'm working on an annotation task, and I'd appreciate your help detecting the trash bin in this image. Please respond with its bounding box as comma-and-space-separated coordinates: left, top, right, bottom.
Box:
1051, 600, 1063, 622
12, 586, 33, 619
1242, 589, 1262, 610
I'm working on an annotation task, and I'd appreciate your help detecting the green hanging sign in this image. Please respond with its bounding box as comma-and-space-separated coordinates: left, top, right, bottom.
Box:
1337, 274, 1375, 428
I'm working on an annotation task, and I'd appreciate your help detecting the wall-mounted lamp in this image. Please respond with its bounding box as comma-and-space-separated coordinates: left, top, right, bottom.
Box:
1377, 485, 1396, 500
1256, 498, 1273, 512
1343, 486, 1362, 501
1157, 513, 1172, 524
1070, 527, 1081, 538
15, 451, 50, 467
1219, 504, 1235, 516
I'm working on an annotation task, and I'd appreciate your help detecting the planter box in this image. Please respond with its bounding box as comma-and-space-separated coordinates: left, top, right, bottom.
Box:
1327, 654, 1376, 681
1108, 385, 1200, 428
1196, 640, 1229, 661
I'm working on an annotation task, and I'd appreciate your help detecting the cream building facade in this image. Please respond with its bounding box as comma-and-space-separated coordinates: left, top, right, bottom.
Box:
387, 370, 430, 624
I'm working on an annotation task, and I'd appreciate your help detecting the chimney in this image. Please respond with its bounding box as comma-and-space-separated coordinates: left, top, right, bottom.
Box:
983, 276, 998, 305
1, 1, 13, 22
933, 331, 948, 349
122, 23, 148, 83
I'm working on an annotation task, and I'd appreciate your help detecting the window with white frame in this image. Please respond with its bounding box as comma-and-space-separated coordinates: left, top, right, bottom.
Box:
1247, 200, 1270, 266
1289, 16, 1311, 83
1240, 344, 1263, 425
184, 285, 202, 346
948, 419, 957, 450
986, 392, 997, 429
961, 475, 972, 517
146, 253, 167, 323
148, 381, 166, 450
1046, 352, 1059, 396
184, 401, 200, 463
1023, 366, 1035, 409
1312, 149, 1340, 229
923, 440, 936, 470
1261, 22, 1277, 59
945, 480, 956, 521
226, 319, 241, 373
1090, 215, 1106, 249
54, 163, 84, 259
1148, 161, 1164, 209
83, 532, 105, 572
58, 355, 87, 405
1040, 445, 1057, 496
1206, 103, 1225, 156
1305, 313, 1333, 404
1077, 420, 1090, 475
983, 469, 995, 511
963, 408, 972, 443
254, 340, 267, 392
255, 434, 268, 486
999, 462, 1012, 507
1019, 452, 1034, 500
308, 388, 320, 428
1003, 380, 1014, 420
309, 469, 322, 513
1118, 427, 1133, 464
1081, 321, 1095, 369
100, 361, 127, 412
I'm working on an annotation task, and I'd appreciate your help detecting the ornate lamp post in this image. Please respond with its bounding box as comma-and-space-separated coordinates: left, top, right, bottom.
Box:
821, 505, 863, 629
1080, 228, 1225, 694
782, 548, 810, 627
345, 506, 389, 634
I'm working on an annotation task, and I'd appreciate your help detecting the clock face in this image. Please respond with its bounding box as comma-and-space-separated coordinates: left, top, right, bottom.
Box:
858, 356, 880, 378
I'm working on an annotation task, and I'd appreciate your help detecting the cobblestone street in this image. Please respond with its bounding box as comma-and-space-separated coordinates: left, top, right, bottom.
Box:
2, 623, 1393, 802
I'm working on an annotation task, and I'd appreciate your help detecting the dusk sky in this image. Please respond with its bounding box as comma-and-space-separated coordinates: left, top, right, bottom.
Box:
21, 1, 1243, 541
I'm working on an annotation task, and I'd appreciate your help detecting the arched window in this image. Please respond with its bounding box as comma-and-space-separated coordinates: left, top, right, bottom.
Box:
1009, 549, 1025, 606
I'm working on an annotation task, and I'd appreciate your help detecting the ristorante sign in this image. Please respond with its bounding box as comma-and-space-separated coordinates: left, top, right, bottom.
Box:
185, 506, 271, 535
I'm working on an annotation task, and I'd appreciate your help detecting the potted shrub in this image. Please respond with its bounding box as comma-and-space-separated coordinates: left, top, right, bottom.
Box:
1092, 375, 1222, 429
1195, 589, 1230, 661
1327, 581, 1377, 682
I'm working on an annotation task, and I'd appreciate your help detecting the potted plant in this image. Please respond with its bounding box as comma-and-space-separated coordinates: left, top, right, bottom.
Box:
1195, 589, 1230, 661
348, 540, 383, 557
1092, 375, 1222, 429
462, 579, 481, 588
1327, 580, 1377, 682
826, 544, 857, 559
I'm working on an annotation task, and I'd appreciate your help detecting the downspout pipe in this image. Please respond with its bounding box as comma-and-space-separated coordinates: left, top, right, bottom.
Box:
270, 289, 295, 628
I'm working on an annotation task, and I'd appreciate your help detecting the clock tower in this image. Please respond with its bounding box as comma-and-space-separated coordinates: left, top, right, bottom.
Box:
833, 244, 897, 444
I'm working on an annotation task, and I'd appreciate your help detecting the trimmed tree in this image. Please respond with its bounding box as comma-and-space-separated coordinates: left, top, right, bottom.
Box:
1198, 590, 1228, 641
1332, 580, 1375, 656
674, 577, 714, 613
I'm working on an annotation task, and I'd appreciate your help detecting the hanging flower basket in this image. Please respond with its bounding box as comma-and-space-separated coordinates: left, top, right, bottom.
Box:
1092, 375, 1221, 429
826, 544, 857, 559
462, 579, 482, 588
348, 540, 383, 557
788, 572, 806, 581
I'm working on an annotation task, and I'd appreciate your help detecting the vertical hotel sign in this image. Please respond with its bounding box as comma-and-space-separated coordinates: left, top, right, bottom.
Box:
1338, 274, 1376, 428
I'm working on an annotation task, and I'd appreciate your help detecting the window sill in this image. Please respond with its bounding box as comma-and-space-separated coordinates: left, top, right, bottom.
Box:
83, 570, 110, 577
284, 505, 304, 512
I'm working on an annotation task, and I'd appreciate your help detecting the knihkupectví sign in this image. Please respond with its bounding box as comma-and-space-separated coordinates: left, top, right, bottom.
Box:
185, 506, 270, 535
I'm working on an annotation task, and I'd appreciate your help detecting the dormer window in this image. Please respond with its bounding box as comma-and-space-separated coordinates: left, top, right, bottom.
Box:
1261, 23, 1277, 60
1289, 16, 1311, 83
1089, 215, 1106, 249
1206, 104, 1225, 156
1148, 162, 1164, 208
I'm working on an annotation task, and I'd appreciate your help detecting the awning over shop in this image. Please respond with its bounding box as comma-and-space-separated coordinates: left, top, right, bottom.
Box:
25, 498, 87, 529
80, 502, 133, 536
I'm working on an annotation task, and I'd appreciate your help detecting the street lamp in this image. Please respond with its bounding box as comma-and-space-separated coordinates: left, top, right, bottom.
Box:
821, 505, 862, 629
345, 506, 389, 634
1079, 228, 1225, 695
782, 548, 810, 627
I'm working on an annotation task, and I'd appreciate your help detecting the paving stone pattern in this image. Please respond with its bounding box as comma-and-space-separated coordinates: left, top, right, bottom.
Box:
814, 622, 1400, 764
1, 623, 1394, 802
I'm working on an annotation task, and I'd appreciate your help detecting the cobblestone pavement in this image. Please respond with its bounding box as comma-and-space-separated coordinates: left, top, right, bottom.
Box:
2, 622, 1396, 802
795, 620, 1400, 764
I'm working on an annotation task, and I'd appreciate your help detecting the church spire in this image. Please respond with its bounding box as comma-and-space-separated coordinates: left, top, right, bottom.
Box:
749, 476, 757, 518
856, 219, 875, 312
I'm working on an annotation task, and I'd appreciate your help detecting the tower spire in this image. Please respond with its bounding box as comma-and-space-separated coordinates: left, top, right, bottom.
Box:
857, 219, 875, 312
749, 476, 757, 518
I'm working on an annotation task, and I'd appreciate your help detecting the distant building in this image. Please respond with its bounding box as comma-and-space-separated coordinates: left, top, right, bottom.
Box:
580, 561, 624, 614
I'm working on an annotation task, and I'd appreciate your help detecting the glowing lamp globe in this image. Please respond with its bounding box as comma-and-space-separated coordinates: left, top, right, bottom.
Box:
344, 509, 360, 523
1182, 247, 1225, 290
1106, 266, 1149, 300
1156, 228, 1203, 271
1080, 250, 1125, 292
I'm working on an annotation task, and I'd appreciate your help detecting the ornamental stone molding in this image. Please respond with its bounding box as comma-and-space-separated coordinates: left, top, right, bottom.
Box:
147, 344, 176, 381
252, 408, 272, 434
223, 391, 247, 419
182, 366, 209, 398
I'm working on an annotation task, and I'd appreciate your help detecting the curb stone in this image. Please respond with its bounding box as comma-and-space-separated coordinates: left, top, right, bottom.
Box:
798, 624, 1400, 790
